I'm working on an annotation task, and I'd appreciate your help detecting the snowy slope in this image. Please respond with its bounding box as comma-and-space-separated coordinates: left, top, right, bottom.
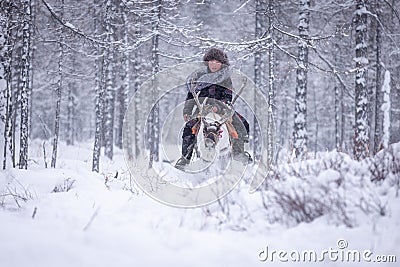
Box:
0, 141, 399, 267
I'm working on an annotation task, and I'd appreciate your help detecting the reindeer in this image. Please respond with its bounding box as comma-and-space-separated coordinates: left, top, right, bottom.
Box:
185, 77, 248, 162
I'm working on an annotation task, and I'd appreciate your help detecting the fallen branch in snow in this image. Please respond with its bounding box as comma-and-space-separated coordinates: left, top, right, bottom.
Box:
32, 207, 38, 219
83, 207, 100, 231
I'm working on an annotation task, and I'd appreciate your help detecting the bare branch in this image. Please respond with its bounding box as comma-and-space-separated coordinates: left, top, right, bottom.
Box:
41, 0, 104, 45
382, 0, 400, 23
311, 47, 354, 99
273, 25, 339, 42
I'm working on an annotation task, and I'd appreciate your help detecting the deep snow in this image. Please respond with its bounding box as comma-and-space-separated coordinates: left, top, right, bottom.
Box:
0, 140, 399, 267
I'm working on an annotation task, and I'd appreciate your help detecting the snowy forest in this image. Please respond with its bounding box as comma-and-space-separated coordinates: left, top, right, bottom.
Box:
0, 0, 400, 266
1, 0, 399, 169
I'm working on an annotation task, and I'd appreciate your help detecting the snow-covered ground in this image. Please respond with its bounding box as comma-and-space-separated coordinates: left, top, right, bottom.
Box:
0, 140, 399, 267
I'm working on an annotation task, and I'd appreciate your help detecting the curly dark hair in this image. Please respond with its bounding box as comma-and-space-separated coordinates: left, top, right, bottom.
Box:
203, 48, 230, 66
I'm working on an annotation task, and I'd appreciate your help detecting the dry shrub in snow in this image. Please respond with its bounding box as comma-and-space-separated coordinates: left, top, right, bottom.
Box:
369, 144, 400, 187
262, 148, 398, 227
0, 180, 34, 209
51, 178, 76, 193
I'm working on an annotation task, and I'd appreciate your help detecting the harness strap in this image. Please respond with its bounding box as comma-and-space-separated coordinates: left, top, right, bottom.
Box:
226, 121, 239, 139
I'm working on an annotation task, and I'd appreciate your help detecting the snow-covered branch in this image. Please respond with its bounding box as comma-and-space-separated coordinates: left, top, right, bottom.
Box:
41, 0, 104, 45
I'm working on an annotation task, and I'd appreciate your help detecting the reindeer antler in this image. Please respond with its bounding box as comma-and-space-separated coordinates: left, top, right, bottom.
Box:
188, 78, 208, 121
188, 76, 248, 127
232, 77, 247, 105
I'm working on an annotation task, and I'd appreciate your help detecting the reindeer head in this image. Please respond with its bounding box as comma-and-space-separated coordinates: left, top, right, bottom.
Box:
202, 120, 223, 149
194, 97, 235, 150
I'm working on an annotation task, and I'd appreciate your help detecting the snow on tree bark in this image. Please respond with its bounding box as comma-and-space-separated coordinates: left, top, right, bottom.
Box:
253, 0, 266, 161
28, 0, 36, 140
149, 0, 161, 167
66, 56, 77, 146
133, 15, 142, 158
267, 0, 276, 164
373, 6, 382, 154
11, 61, 18, 168
18, 0, 32, 169
381, 70, 391, 149
66, 82, 75, 146
103, 0, 116, 160
116, 2, 130, 150
333, 41, 344, 152
92, 0, 105, 172
1, 0, 13, 169
354, 0, 369, 160
293, 0, 310, 158
51, 0, 64, 168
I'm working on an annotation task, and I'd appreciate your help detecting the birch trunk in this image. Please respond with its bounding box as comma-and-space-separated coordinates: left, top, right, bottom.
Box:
51, 0, 64, 168
293, 0, 310, 158
18, 0, 32, 169
354, 0, 369, 160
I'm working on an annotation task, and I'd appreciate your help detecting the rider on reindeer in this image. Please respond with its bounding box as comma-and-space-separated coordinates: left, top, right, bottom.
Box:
175, 48, 251, 170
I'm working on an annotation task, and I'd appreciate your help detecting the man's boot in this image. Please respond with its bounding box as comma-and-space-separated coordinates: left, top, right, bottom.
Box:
175, 156, 190, 170
175, 140, 195, 170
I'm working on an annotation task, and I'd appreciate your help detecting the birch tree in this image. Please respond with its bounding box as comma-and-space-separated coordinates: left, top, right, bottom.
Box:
253, 0, 266, 161
334, 39, 344, 152
66, 61, 77, 146
1, 0, 14, 169
51, 0, 65, 168
19, 0, 32, 169
381, 70, 390, 149
293, 0, 310, 158
267, 0, 276, 164
115, 0, 130, 150
149, 0, 161, 167
354, 0, 369, 160
103, 0, 116, 160
373, 0, 382, 154
133, 15, 142, 158
92, 0, 106, 172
